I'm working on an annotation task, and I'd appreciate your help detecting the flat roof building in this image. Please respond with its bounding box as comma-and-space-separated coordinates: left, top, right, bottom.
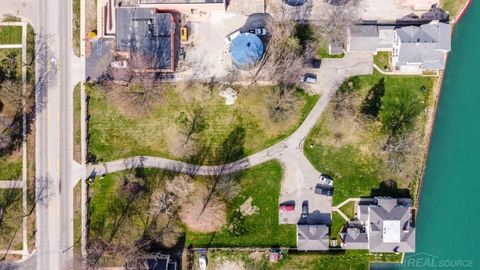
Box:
116, 7, 175, 72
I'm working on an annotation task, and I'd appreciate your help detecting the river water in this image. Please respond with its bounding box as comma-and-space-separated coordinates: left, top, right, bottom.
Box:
372, 2, 480, 270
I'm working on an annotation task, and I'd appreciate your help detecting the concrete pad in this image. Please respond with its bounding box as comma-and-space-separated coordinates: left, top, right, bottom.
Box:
177, 11, 248, 79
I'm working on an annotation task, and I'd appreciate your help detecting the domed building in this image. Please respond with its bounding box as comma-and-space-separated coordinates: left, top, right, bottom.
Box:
282, 0, 308, 6
230, 33, 264, 70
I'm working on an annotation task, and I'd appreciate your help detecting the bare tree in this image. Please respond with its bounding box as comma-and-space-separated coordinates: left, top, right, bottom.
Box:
315, 0, 361, 43
267, 86, 297, 122
175, 102, 208, 146
108, 51, 166, 110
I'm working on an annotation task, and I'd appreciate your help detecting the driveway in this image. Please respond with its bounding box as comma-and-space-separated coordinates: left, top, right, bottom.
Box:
278, 149, 332, 225
304, 52, 374, 95
176, 11, 247, 80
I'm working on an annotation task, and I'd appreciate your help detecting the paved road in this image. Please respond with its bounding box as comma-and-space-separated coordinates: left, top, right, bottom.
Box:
31, 0, 75, 268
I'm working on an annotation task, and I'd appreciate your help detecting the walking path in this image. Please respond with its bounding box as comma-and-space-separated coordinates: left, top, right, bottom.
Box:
85, 53, 374, 226
0, 44, 22, 49
332, 197, 375, 222
0, 181, 23, 189
86, 53, 374, 178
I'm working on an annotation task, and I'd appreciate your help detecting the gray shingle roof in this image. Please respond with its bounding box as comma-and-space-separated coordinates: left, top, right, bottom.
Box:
297, 224, 329, 251
348, 25, 379, 52
367, 198, 415, 253
395, 22, 451, 70
342, 227, 369, 249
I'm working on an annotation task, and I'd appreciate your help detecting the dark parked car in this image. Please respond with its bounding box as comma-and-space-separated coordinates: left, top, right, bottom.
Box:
305, 58, 321, 68
302, 73, 317, 84
301, 202, 309, 219
315, 184, 333, 196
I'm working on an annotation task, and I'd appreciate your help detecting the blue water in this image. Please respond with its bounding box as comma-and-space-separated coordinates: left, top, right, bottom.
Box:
373, 2, 480, 270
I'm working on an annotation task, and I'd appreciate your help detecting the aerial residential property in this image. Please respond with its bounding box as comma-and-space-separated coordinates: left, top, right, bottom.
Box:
341, 197, 416, 253
392, 22, 451, 72
0, 0, 477, 270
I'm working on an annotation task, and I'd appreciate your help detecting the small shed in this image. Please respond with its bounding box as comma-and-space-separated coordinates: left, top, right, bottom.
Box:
268, 250, 282, 263
328, 41, 344, 55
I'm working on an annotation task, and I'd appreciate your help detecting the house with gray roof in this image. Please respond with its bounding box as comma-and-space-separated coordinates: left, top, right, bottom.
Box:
346, 25, 379, 53
347, 21, 450, 73
297, 224, 329, 251
340, 197, 415, 253
392, 22, 451, 72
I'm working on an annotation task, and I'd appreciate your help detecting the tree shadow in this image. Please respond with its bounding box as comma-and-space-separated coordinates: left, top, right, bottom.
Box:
361, 77, 385, 118
369, 179, 411, 198
214, 125, 246, 164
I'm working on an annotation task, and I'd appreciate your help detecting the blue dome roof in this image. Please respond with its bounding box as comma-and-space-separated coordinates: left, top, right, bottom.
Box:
230, 33, 264, 70
283, 0, 307, 6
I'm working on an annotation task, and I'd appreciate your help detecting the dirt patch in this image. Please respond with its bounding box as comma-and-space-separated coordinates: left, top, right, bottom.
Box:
239, 197, 259, 216
248, 251, 265, 262
179, 184, 226, 233
214, 260, 245, 270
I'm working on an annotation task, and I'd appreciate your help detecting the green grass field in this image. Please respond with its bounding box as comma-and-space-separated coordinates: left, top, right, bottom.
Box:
186, 161, 296, 247
0, 153, 22, 180
0, 48, 23, 180
88, 161, 295, 265
0, 189, 23, 250
305, 72, 434, 205
0, 26, 22, 45
73, 83, 81, 162
374, 52, 391, 71
88, 83, 319, 163
441, 0, 469, 19
206, 250, 402, 270
318, 47, 345, 59
73, 0, 80, 56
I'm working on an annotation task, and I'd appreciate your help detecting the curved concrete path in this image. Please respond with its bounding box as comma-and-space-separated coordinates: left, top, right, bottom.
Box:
85, 53, 374, 225
86, 53, 373, 178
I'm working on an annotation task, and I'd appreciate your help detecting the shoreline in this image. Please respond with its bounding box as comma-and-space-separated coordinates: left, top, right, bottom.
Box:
414, 69, 445, 211
413, 0, 472, 213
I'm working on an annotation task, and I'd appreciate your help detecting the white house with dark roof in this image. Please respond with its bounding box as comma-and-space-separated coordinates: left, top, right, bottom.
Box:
340, 197, 415, 253
347, 21, 451, 73
392, 22, 451, 72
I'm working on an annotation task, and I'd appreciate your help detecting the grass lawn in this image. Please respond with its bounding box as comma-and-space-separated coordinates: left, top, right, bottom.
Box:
373, 52, 391, 71
330, 212, 347, 241
340, 201, 355, 219
0, 26, 22, 45
88, 83, 319, 163
0, 48, 23, 180
88, 161, 295, 265
73, 180, 82, 258
73, 83, 81, 162
186, 161, 296, 247
0, 189, 23, 250
305, 72, 435, 205
204, 250, 402, 270
0, 152, 22, 180
73, 0, 80, 56
318, 47, 345, 59
330, 201, 355, 240
441, 0, 469, 19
